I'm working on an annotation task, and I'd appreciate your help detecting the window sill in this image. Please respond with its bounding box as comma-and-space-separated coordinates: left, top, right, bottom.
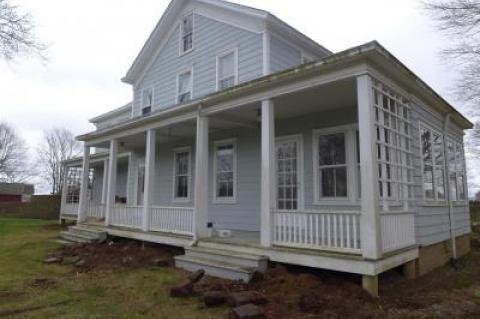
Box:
313, 199, 359, 206
179, 48, 194, 57
213, 198, 237, 205
172, 198, 191, 204
422, 201, 448, 207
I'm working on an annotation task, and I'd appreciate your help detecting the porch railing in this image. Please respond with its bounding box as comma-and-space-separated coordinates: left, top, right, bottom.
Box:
150, 206, 194, 236
381, 211, 416, 253
86, 202, 105, 219
273, 209, 362, 254
111, 205, 143, 229
63, 203, 79, 216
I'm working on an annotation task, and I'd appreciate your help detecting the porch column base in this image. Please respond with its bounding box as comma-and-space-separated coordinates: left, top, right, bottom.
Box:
403, 259, 419, 280
362, 275, 379, 297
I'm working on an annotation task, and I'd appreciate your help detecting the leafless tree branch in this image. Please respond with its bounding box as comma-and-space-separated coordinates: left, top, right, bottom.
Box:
0, 122, 32, 182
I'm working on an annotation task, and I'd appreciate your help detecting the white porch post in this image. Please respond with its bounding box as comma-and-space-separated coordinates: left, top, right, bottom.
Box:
77, 145, 90, 223
143, 129, 156, 232
357, 75, 382, 260
194, 113, 209, 239
101, 159, 109, 205
60, 164, 69, 216
105, 139, 118, 226
260, 99, 275, 247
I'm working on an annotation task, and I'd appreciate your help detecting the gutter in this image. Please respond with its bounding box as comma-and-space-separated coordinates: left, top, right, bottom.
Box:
443, 113, 457, 259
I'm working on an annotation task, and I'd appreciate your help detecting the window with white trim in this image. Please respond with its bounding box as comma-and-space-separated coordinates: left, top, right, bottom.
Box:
142, 88, 153, 115
420, 124, 445, 201
276, 137, 302, 210
214, 140, 236, 202
217, 50, 237, 90
317, 132, 347, 198
447, 139, 466, 201
177, 70, 192, 103
181, 14, 193, 53
173, 148, 190, 201
65, 167, 93, 203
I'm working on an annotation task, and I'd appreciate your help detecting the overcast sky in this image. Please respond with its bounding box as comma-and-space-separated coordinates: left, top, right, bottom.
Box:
1, 0, 476, 194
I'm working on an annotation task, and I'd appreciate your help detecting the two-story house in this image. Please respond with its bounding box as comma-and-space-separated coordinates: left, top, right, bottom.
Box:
59, 0, 473, 296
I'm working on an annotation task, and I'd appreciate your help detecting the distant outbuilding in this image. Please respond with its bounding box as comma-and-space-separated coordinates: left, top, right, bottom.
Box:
0, 183, 35, 203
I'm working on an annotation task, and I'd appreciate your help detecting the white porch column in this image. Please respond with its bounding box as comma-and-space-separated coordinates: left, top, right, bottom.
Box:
77, 145, 91, 223
194, 113, 209, 239
101, 159, 109, 205
105, 139, 118, 226
260, 99, 275, 247
60, 164, 69, 216
357, 75, 382, 260
142, 129, 156, 232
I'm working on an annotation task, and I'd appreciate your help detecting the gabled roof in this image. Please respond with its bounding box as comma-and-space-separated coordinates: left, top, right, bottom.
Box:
121, 0, 331, 84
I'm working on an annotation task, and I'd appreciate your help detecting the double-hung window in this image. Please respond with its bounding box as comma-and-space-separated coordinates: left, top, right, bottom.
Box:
66, 167, 82, 204
217, 49, 237, 90
213, 139, 236, 203
177, 69, 192, 103
420, 124, 446, 201
447, 140, 466, 201
181, 14, 193, 54
173, 148, 191, 201
142, 88, 153, 115
316, 132, 348, 199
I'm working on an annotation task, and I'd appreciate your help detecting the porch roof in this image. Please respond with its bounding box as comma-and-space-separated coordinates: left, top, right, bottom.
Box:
77, 41, 473, 143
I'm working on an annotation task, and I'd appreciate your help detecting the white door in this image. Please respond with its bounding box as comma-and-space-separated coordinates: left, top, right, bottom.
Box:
276, 136, 302, 210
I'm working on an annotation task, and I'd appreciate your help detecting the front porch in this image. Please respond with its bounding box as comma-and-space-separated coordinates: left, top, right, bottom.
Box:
62, 67, 420, 294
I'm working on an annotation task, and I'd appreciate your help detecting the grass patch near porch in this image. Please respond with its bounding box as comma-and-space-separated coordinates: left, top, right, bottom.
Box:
0, 217, 226, 319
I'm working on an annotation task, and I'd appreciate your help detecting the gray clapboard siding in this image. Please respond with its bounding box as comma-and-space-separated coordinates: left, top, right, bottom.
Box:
270, 34, 302, 74
132, 14, 263, 117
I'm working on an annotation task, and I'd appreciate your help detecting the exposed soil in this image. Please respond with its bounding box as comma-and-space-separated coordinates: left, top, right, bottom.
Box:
47, 234, 480, 318
49, 238, 181, 273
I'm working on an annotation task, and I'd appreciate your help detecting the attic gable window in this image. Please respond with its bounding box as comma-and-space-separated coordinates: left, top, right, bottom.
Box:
181, 14, 194, 54
217, 49, 237, 91
142, 88, 153, 115
177, 69, 192, 104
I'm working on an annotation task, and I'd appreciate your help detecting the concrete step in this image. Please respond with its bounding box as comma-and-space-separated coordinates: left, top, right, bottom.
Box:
60, 231, 95, 244
184, 246, 268, 272
68, 226, 107, 242
174, 255, 256, 283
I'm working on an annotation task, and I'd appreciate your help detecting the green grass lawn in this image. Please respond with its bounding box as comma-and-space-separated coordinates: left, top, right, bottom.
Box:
0, 217, 226, 319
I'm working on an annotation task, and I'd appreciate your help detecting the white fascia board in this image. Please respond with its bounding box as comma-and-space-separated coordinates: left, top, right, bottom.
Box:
89, 103, 133, 123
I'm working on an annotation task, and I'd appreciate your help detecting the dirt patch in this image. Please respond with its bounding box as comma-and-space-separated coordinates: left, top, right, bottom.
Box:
30, 278, 57, 289
49, 239, 181, 273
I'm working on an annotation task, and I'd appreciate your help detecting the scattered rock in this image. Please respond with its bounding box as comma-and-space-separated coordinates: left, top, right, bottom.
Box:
43, 257, 61, 264
227, 292, 268, 307
74, 259, 86, 267
61, 256, 81, 265
151, 257, 169, 267
203, 291, 229, 307
230, 304, 266, 319
170, 281, 196, 298
188, 269, 205, 283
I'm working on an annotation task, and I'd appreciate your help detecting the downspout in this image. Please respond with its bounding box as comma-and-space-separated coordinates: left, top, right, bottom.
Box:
443, 113, 457, 259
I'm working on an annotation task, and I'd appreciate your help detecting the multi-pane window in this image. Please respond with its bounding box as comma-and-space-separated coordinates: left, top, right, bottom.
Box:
214, 141, 236, 202
276, 138, 300, 210
217, 50, 236, 90
317, 133, 347, 198
181, 14, 193, 53
174, 149, 190, 200
142, 88, 153, 115
137, 164, 145, 205
177, 70, 192, 103
447, 140, 467, 201
420, 124, 445, 201
373, 80, 414, 204
66, 167, 82, 204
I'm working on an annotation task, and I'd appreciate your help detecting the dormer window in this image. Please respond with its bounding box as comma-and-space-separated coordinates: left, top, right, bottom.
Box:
177, 69, 192, 103
217, 49, 237, 91
181, 14, 194, 54
142, 88, 153, 115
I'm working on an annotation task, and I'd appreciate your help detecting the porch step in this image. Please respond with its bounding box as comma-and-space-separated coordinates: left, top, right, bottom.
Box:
174, 247, 269, 283
59, 226, 108, 244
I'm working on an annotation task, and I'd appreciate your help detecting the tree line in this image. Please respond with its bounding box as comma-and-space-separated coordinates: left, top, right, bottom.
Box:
0, 122, 81, 194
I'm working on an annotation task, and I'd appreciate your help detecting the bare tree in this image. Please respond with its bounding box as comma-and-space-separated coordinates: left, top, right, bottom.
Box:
423, 0, 480, 113
37, 128, 81, 195
0, 122, 31, 182
0, 0, 46, 60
